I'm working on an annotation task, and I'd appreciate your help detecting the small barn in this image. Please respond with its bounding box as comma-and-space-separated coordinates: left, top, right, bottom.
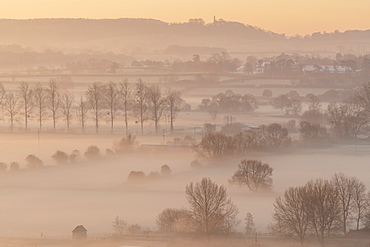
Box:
72, 225, 87, 240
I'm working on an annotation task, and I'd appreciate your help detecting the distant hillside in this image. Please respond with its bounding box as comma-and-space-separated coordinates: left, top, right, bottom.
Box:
0, 18, 369, 55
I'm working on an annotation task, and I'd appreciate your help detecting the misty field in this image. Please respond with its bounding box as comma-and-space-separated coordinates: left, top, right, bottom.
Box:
0, 113, 369, 238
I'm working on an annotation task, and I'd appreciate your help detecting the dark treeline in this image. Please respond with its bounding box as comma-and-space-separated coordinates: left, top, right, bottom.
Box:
0, 80, 188, 134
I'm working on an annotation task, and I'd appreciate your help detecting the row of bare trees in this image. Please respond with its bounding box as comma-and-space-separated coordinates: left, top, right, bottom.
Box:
0, 80, 185, 134
271, 173, 370, 247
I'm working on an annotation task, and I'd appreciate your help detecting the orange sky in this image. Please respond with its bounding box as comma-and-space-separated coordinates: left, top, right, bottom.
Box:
1, 0, 369, 36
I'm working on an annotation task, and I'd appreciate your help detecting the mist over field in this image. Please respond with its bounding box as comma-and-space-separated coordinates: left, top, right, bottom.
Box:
0, 7, 370, 247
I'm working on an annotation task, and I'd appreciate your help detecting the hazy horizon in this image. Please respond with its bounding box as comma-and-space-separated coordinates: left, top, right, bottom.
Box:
1, 0, 369, 36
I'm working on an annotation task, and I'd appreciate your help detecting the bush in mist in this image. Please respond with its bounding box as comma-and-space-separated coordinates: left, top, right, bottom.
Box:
198, 91, 258, 113
299, 121, 329, 144
156, 208, 192, 233
69, 149, 80, 163
160, 165, 171, 176
193, 132, 235, 160
112, 216, 127, 236
84, 145, 100, 160
114, 134, 138, 154
127, 171, 146, 182
127, 223, 141, 234
25, 154, 43, 169
51, 150, 69, 165
186, 177, 239, 236
10, 162, 20, 172
262, 89, 272, 98
0, 162, 7, 172
148, 171, 161, 180
229, 159, 273, 192
260, 123, 291, 149
190, 160, 203, 169
106, 148, 114, 156
271, 91, 302, 115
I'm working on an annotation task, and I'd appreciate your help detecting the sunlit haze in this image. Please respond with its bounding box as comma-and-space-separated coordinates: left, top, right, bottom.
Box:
1, 0, 369, 35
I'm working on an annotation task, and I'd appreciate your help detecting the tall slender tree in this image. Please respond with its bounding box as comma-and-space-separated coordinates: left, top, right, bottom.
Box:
118, 79, 131, 135
86, 82, 105, 133
134, 79, 149, 134
33, 83, 48, 130
105, 81, 120, 133
76, 95, 89, 133
47, 80, 61, 130
61, 92, 75, 131
4, 92, 21, 130
148, 85, 166, 134
165, 89, 182, 132
18, 82, 33, 130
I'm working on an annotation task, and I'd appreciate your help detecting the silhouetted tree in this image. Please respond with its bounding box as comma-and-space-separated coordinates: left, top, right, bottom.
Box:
76, 95, 89, 133
166, 89, 182, 132
156, 208, 192, 233
61, 92, 74, 131
185, 177, 239, 237
105, 81, 120, 133
193, 132, 235, 160
4, 92, 21, 130
134, 79, 149, 134
25, 154, 43, 169
147, 85, 166, 134
84, 145, 100, 160
160, 164, 171, 177
118, 79, 132, 135
10, 162, 20, 172
229, 159, 273, 192
18, 82, 33, 130
86, 82, 105, 133
112, 216, 127, 236
260, 123, 291, 148
52, 150, 69, 165
244, 212, 256, 235
305, 179, 340, 247
271, 186, 310, 245
47, 80, 61, 130
33, 84, 48, 130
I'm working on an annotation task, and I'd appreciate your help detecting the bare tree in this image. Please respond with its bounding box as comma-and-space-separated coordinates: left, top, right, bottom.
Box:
33, 83, 48, 130
156, 208, 192, 233
244, 212, 256, 235
86, 82, 105, 133
76, 95, 89, 133
0, 82, 5, 108
118, 79, 132, 135
229, 159, 273, 192
61, 92, 75, 131
185, 177, 239, 237
18, 82, 33, 130
355, 82, 370, 113
105, 81, 120, 133
112, 216, 127, 236
134, 79, 149, 134
305, 179, 340, 247
193, 132, 235, 161
47, 80, 61, 130
147, 85, 166, 134
260, 123, 291, 148
331, 173, 356, 234
4, 92, 21, 130
271, 186, 310, 245
352, 179, 368, 230
166, 89, 182, 132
